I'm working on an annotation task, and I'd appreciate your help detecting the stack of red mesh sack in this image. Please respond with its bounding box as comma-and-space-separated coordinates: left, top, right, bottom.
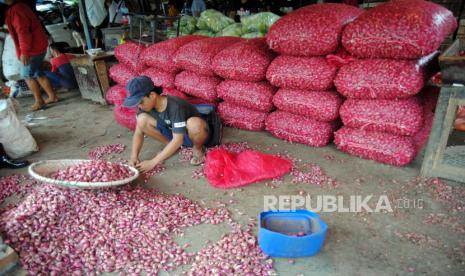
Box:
212, 38, 276, 131
334, 0, 456, 166
107, 42, 149, 130
172, 36, 242, 106
105, 84, 137, 131
140, 35, 206, 95
265, 3, 362, 146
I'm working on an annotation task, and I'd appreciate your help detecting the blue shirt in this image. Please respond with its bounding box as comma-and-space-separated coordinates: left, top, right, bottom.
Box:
191, 0, 206, 16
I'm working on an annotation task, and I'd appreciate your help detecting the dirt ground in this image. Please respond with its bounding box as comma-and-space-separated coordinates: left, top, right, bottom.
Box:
1, 91, 464, 276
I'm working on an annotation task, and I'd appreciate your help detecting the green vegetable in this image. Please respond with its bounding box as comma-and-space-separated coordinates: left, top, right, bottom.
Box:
196, 9, 235, 33
193, 30, 217, 37
179, 15, 197, 34
218, 23, 243, 37
241, 32, 266, 39
241, 12, 280, 34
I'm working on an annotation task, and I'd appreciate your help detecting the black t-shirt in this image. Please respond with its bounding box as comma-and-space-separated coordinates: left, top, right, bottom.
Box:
139, 96, 201, 134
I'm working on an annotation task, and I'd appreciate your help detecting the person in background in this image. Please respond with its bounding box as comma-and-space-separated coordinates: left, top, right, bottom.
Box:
206, 0, 218, 10
106, 0, 123, 26
0, 143, 28, 169
229, 0, 257, 21
67, 9, 86, 52
44, 42, 78, 91
191, 0, 206, 17
2, 0, 58, 111
167, 0, 180, 17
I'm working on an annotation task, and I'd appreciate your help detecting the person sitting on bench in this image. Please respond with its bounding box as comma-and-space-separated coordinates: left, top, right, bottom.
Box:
123, 76, 221, 172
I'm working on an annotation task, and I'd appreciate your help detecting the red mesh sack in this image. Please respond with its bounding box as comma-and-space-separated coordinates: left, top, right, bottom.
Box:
413, 107, 434, 153
114, 42, 147, 73
175, 71, 221, 101
265, 110, 336, 147
334, 126, 416, 166
266, 55, 337, 90
114, 105, 137, 131
141, 35, 206, 72
109, 64, 137, 86
187, 97, 219, 107
217, 80, 276, 112
342, 0, 457, 59
334, 57, 436, 99
340, 97, 424, 136
105, 85, 127, 106
141, 67, 176, 89
161, 87, 190, 101
212, 38, 275, 82
273, 88, 342, 122
174, 36, 242, 76
218, 102, 267, 131
266, 3, 364, 56
204, 148, 292, 189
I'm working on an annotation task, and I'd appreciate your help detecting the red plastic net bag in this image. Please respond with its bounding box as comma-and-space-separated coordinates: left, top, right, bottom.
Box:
413, 107, 434, 153
266, 3, 363, 57
334, 126, 416, 166
218, 101, 267, 131
265, 110, 336, 147
340, 97, 424, 136
266, 55, 337, 90
141, 35, 206, 72
114, 105, 137, 131
141, 67, 176, 89
342, 0, 457, 59
334, 57, 436, 99
105, 85, 127, 106
114, 42, 147, 73
187, 97, 219, 107
175, 71, 221, 101
204, 148, 292, 189
273, 88, 342, 122
109, 64, 137, 86
174, 36, 242, 76
217, 80, 276, 112
212, 38, 275, 82
161, 87, 191, 101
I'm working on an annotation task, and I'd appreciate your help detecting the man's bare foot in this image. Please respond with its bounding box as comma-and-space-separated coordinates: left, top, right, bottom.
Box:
190, 146, 205, 166
30, 102, 45, 111
44, 97, 59, 104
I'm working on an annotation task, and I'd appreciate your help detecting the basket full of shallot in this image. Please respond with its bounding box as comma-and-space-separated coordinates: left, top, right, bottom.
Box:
28, 159, 139, 189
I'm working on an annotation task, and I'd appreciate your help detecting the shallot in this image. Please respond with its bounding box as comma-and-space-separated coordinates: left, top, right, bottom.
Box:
49, 160, 134, 182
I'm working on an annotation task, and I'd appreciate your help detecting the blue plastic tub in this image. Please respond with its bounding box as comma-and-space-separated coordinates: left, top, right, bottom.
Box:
258, 210, 328, 257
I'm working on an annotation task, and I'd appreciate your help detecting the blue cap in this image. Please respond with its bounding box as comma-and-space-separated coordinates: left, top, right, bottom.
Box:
123, 76, 155, 108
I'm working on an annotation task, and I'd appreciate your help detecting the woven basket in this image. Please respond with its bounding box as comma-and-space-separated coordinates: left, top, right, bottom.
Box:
28, 159, 139, 189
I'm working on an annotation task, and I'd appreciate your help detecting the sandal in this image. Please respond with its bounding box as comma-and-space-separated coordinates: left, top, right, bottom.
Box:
190, 155, 205, 166
190, 147, 206, 166
44, 97, 59, 104
30, 103, 45, 111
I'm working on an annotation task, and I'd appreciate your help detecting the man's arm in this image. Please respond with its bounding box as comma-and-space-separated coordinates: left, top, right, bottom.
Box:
129, 126, 144, 166
136, 132, 183, 173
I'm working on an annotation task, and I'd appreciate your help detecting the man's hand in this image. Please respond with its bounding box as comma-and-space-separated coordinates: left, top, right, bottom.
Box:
20, 54, 30, 65
136, 159, 157, 174
129, 156, 140, 167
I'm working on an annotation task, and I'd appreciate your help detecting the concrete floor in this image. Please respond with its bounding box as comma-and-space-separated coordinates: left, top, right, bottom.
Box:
2, 90, 465, 276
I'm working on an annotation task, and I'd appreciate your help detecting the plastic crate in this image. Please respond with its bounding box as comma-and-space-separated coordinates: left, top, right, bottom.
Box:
102, 26, 129, 51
